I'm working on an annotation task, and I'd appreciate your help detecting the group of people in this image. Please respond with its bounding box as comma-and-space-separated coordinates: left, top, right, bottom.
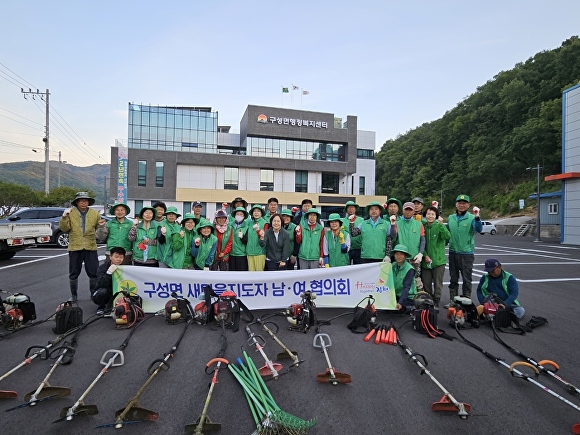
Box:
60, 192, 524, 318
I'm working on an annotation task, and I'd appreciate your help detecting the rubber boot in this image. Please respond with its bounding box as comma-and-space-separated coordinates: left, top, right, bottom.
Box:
69, 279, 78, 302
89, 278, 99, 297
462, 290, 472, 299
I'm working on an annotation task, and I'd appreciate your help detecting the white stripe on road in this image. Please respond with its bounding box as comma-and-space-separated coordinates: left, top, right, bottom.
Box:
0, 253, 69, 269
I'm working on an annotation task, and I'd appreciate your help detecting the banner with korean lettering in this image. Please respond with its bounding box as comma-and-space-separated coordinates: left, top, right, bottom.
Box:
116, 143, 128, 204
112, 263, 397, 313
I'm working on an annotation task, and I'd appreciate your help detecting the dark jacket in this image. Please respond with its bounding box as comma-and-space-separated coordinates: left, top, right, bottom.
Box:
95, 260, 114, 291
259, 228, 290, 263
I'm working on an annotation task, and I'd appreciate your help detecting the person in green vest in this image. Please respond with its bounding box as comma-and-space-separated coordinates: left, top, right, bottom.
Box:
392, 244, 417, 313
128, 206, 160, 267
342, 201, 363, 264
229, 207, 249, 271
246, 204, 269, 271
96, 202, 133, 265
391, 201, 426, 290
412, 197, 426, 223
384, 197, 403, 220
281, 209, 301, 270
191, 219, 217, 270
323, 213, 350, 267
152, 201, 167, 223
169, 213, 199, 269
157, 206, 182, 268
477, 258, 525, 318
212, 209, 233, 271
349, 201, 396, 263
421, 206, 451, 308
298, 208, 324, 269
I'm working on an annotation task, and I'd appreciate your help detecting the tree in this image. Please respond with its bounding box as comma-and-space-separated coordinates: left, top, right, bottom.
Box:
0, 182, 39, 217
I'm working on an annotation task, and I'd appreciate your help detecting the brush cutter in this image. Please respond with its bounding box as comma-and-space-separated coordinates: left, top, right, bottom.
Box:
454, 323, 580, 432
396, 331, 470, 418
254, 316, 303, 368
185, 315, 228, 434
97, 318, 193, 429
488, 319, 580, 395
0, 325, 81, 399
313, 333, 351, 385
53, 315, 152, 423
228, 350, 316, 434
245, 325, 283, 379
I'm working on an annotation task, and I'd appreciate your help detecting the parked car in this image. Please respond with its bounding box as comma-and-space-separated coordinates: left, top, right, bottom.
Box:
0, 207, 111, 248
480, 221, 497, 235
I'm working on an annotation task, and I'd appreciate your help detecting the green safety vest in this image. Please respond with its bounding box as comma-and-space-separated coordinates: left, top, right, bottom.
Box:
169, 228, 194, 269
194, 234, 218, 269
325, 230, 349, 267
392, 261, 417, 300
360, 218, 388, 260
395, 218, 422, 257
480, 271, 521, 306
246, 218, 268, 256
299, 223, 324, 261
132, 222, 159, 262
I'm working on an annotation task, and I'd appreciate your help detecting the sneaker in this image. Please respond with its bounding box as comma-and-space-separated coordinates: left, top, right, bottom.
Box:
96, 307, 105, 316
443, 303, 450, 309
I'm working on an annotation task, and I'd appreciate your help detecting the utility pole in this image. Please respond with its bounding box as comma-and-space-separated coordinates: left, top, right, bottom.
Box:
21, 88, 50, 194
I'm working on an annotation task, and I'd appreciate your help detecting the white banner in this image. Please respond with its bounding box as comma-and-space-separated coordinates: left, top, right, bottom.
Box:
113, 263, 397, 313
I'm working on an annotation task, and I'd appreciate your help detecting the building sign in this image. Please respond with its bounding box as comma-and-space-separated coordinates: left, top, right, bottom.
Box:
257, 113, 328, 129
116, 142, 128, 204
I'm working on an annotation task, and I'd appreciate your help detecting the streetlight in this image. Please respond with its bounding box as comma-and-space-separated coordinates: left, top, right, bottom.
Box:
526, 164, 542, 242
433, 189, 443, 214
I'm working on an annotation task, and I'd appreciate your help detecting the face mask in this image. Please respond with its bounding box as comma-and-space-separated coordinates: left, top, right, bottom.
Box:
235, 215, 244, 223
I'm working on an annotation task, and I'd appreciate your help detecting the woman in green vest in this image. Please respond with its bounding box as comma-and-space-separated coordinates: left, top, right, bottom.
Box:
128, 206, 160, 267
421, 206, 451, 307
229, 207, 249, 271
342, 201, 363, 264
392, 244, 417, 312
157, 206, 182, 268
323, 213, 350, 267
246, 204, 269, 271
169, 213, 199, 269
191, 219, 217, 270
281, 209, 300, 270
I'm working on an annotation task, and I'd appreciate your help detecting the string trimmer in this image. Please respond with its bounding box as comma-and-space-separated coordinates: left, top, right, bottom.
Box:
185, 312, 229, 434
246, 325, 283, 379
5, 315, 104, 411
253, 314, 303, 368
97, 296, 194, 429
313, 333, 351, 385
53, 314, 153, 423
454, 322, 580, 433
396, 327, 470, 417
0, 324, 82, 399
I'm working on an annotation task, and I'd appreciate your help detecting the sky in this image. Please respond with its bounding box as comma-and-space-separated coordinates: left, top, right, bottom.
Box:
1, 0, 579, 167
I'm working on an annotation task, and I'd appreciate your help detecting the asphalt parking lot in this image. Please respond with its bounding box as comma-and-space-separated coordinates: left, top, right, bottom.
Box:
1, 235, 580, 435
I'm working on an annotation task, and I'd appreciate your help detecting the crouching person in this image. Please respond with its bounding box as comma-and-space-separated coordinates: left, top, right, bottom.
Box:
92, 246, 126, 315
392, 244, 417, 313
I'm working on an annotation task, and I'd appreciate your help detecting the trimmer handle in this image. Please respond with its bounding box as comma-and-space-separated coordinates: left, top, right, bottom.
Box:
247, 334, 266, 347
100, 349, 124, 367
313, 333, 331, 349
25, 345, 49, 360
205, 357, 229, 374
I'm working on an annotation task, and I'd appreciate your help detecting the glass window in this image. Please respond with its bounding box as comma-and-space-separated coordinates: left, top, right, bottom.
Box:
548, 203, 559, 214
138, 160, 147, 186
183, 202, 191, 216
260, 169, 274, 191
224, 167, 239, 190
322, 173, 339, 194
155, 162, 164, 188
295, 170, 308, 193
357, 149, 375, 159
359, 176, 366, 195
134, 200, 144, 217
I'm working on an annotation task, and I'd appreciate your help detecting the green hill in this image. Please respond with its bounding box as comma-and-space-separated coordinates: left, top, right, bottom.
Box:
0, 161, 110, 203
376, 36, 580, 216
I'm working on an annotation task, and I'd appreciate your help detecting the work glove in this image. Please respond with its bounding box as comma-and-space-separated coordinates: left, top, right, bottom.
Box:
62, 208, 72, 217
413, 253, 423, 264
179, 230, 185, 238
295, 226, 302, 235
195, 237, 201, 247
291, 206, 299, 213
318, 257, 324, 268
289, 255, 296, 264
160, 226, 167, 235
138, 242, 147, 250
431, 200, 438, 208
438, 216, 444, 223
222, 202, 229, 209
338, 231, 345, 244
472, 206, 480, 218
382, 255, 391, 263
133, 218, 140, 226
390, 215, 397, 225
253, 223, 259, 231
348, 214, 356, 223
383, 203, 388, 210
238, 230, 244, 239
107, 264, 118, 274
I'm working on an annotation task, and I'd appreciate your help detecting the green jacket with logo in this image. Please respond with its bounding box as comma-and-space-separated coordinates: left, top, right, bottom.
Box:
156, 221, 182, 264
246, 218, 268, 256
231, 222, 248, 256
96, 218, 133, 253
395, 218, 423, 258
447, 212, 481, 254
298, 223, 324, 261
359, 218, 389, 260
422, 221, 451, 268
169, 228, 194, 269
130, 222, 159, 262
192, 234, 218, 269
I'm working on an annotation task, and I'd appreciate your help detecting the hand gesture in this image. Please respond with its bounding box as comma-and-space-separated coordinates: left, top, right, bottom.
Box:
390, 215, 397, 225
253, 223, 259, 231
160, 226, 167, 235
179, 230, 185, 238
291, 206, 299, 213
133, 218, 140, 226
348, 214, 356, 223
195, 237, 201, 247
62, 208, 72, 217
338, 231, 345, 244
472, 206, 480, 217
431, 200, 438, 208
107, 264, 118, 274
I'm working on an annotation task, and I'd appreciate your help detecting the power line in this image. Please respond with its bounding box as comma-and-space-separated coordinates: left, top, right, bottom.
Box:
0, 105, 44, 126
0, 62, 37, 89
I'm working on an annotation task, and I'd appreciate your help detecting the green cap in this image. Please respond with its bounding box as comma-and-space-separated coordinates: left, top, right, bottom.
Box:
281, 209, 293, 217
455, 194, 470, 203
181, 213, 199, 226
365, 201, 383, 215
393, 244, 411, 257
163, 206, 181, 218
305, 208, 321, 218
109, 202, 131, 216
328, 213, 343, 223
196, 218, 215, 234
231, 206, 249, 219
138, 206, 156, 219
249, 204, 265, 216
344, 201, 359, 212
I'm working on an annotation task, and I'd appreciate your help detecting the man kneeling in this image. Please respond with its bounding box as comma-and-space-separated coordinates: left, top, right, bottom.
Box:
476, 258, 525, 319
92, 246, 125, 315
